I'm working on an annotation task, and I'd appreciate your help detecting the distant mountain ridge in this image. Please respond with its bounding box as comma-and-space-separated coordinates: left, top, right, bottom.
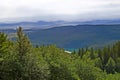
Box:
0, 19, 120, 29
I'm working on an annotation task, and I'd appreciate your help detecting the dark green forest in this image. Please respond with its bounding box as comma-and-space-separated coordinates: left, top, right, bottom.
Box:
0, 27, 120, 80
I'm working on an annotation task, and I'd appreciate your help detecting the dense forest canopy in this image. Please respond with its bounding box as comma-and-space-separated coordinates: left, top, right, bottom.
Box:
0, 27, 120, 80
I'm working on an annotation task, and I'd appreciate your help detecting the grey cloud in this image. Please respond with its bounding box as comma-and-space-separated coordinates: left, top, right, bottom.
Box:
0, 0, 120, 22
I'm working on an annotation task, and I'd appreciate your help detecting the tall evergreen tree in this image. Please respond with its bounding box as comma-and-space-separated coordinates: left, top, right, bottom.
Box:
16, 27, 32, 59
78, 48, 84, 58
97, 49, 103, 61
14, 27, 49, 80
12, 27, 32, 80
90, 47, 95, 59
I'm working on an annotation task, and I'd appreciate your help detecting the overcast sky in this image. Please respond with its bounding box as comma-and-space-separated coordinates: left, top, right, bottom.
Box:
0, 0, 120, 22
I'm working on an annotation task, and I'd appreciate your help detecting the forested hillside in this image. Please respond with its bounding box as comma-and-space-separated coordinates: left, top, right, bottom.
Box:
0, 27, 120, 80
29, 25, 120, 49
1, 25, 120, 49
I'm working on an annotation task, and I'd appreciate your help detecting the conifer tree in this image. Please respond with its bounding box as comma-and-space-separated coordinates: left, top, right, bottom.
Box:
90, 47, 95, 59
16, 27, 32, 59
13, 27, 32, 80
78, 48, 83, 58
98, 49, 103, 61
95, 58, 103, 70
14, 27, 49, 80
116, 41, 120, 57
0, 32, 10, 57
105, 57, 116, 74
0, 32, 11, 79
81, 48, 85, 58
103, 47, 110, 65
72, 50, 76, 54
115, 58, 120, 73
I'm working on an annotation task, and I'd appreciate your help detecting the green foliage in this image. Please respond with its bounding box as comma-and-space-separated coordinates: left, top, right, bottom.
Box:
37, 45, 77, 80
0, 27, 120, 80
105, 57, 116, 74
75, 60, 103, 80
95, 58, 103, 70
105, 74, 120, 80
90, 47, 95, 59
0, 32, 12, 79
16, 27, 32, 57
115, 58, 120, 72
12, 27, 33, 80
0, 32, 11, 56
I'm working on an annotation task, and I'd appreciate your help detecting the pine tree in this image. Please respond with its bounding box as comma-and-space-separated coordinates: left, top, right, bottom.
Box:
90, 47, 95, 59
95, 58, 103, 70
98, 49, 103, 61
78, 48, 83, 58
115, 58, 120, 73
14, 27, 32, 80
105, 57, 116, 74
0, 32, 11, 79
81, 48, 85, 58
0, 32, 10, 57
103, 47, 110, 65
115, 41, 120, 57
14, 27, 49, 80
16, 27, 32, 59
72, 50, 76, 54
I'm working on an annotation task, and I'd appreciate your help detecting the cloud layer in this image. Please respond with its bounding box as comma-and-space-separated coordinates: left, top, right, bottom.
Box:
0, 0, 120, 22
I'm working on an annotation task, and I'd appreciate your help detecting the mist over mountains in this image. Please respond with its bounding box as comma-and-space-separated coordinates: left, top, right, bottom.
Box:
0, 19, 120, 29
